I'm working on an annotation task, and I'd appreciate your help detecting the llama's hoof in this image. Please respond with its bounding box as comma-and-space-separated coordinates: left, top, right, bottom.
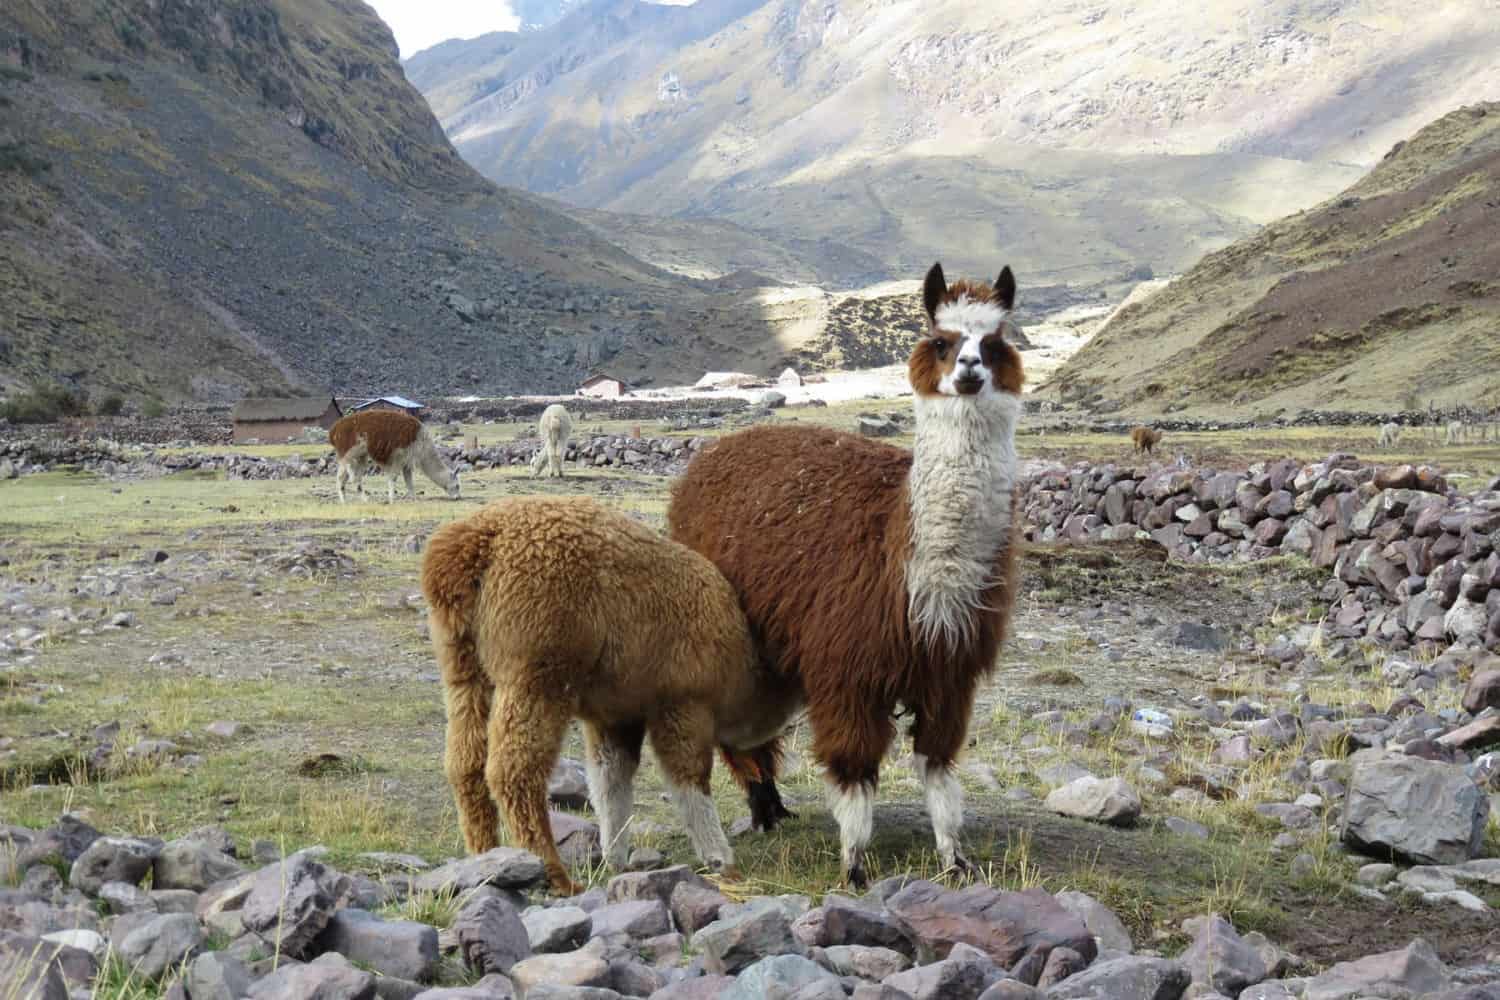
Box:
944, 852, 979, 882
844, 863, 868, 892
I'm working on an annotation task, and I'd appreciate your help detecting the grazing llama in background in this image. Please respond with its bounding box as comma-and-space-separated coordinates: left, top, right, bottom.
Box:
330, 410, 459, 503
1378, 421, 1402, 449
421, 497, 798, 894
1445, 419, 1466, 446
530, 404, 573, 478
1130, 425, 1163, 456
669, 261, 1025, 888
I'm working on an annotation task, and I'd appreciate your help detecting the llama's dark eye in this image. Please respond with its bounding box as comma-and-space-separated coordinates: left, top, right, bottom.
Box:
931, 338, 948, 357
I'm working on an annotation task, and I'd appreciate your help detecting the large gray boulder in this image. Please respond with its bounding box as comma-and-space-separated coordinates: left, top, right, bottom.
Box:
1042, 955, 1190, 999
1178, 914, 1268, 995
509, 950, 612, 994
246, 954, 378, 999
68, 837, 159, 894
1052, 891, 1132, 954
153, 837, 246, 891
315, 908, 439, 982
883, 941, 1004, 999
695, 897, 807, 975
1044, 777, 1142, 827
0, 931, 71, 1000
721, 953, 844, 1000
414, 849, 546, 895
241, 854, 337, 957
116, 912, 203, 980
452, 894, 530, 975
1341, 753, 1488, 864
884, 881, 1095, 969
524, 905, 592, 954
184, 951, 255, 1000
1303, 938, 1451, 1000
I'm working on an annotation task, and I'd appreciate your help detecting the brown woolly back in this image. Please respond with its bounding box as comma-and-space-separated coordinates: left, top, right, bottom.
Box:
668, 424, 1020, 778
330, 410, 423, 465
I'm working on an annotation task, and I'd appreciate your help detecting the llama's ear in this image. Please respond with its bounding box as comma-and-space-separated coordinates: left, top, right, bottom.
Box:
994, 266, 1016, 310
922, 262, 947, 323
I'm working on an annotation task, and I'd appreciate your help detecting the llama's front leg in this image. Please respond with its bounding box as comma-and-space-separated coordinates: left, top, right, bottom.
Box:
650, 706, 734, 875
810, 698, 893, 890
403, 463, 416, 499
910, 693, 979, 880
582, 720, 644, 871
336, 463, 348, 504
486, 682, 581, 895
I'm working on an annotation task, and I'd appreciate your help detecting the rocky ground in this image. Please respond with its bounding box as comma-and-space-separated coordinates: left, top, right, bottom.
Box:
2, 406, 1499, 998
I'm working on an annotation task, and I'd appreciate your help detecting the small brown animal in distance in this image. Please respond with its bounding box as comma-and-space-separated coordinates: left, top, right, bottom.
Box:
329, 410, 459, 503
420, 496, 798, 894
1130, 425, 1163, 456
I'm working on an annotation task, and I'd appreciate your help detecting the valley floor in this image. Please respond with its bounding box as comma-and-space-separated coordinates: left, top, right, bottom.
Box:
2, 407, 1498, 979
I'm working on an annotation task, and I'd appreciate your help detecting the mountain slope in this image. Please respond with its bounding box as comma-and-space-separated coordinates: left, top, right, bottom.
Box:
406, 0, 1500, 289
0, 0, 830, 404
1042, 103, 1500, 417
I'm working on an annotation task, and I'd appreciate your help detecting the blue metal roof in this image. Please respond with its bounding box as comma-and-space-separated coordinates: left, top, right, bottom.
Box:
353, 395, 424, 410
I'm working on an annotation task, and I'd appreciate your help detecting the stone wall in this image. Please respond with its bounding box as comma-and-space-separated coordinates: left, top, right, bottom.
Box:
1022, 455, 1500, 653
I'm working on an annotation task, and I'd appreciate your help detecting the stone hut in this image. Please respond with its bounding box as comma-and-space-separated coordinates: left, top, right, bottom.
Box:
230, 396, 342, 444
578, 373, 626, 399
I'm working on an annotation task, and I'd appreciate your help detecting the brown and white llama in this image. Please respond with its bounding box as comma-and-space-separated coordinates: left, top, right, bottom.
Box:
1130, 425, 1162, 456
421, 496, 799, 894
530, 404, 573, 478
329, 410, 459, 503
668, 261, 1025, 888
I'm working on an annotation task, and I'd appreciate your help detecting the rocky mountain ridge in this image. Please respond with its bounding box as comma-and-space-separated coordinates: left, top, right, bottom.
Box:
0, 0, 913, 405
1044, 102, 1500, 418
406, 0, 1500, 289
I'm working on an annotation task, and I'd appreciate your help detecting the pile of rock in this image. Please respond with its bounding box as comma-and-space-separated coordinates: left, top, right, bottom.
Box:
454, 435, 713, 477
1022, 455, 1500, 653
0, 437, 141, 478
3, 814, 1494, 1000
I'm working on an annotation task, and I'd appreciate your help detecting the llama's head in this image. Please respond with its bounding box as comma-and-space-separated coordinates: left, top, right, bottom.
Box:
909, 262, 1024, 400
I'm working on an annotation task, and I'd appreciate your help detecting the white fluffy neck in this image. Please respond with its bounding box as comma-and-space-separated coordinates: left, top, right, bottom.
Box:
905, 393, 1019, 649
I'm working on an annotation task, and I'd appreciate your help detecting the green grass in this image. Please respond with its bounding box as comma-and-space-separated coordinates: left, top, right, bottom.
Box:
1, 417, 1490, 961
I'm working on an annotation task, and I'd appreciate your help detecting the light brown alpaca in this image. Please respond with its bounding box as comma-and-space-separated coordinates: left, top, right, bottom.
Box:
1130, 425, 1163, 456
330, 410, 459, 503
421, 497, 797, 894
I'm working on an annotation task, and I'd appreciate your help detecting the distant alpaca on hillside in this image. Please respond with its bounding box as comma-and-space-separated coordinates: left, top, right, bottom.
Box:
1130, 425, 1162, 456
669, 261, 1025, 887
1378, 421, 1402, 448
329, 410, 459, 503
421, 497, 798, 894
1445, 419, 1466, 446
530, 404, 573, 478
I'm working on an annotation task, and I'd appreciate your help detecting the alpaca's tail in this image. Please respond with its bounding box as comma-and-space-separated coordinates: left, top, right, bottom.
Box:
421, 518, 495, 681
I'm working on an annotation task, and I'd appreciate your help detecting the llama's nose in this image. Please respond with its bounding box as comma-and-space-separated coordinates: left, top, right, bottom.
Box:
958, 356, 981, 374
